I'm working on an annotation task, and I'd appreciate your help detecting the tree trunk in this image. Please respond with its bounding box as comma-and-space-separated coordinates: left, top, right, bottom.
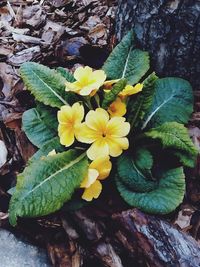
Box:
113, 209, 200, 267
56, 208, 200, 267
116, 0, 200, 90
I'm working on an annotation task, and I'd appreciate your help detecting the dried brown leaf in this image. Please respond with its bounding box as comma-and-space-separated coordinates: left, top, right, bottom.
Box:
0, 63, 19, 97
8, 46, 41, 66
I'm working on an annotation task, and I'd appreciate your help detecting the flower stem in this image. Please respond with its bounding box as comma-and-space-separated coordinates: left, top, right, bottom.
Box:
85, 97, 93, 110
94, 94, 100, 108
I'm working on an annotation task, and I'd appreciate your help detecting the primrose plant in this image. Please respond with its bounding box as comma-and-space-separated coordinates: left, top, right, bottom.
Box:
8, 31, 198, 226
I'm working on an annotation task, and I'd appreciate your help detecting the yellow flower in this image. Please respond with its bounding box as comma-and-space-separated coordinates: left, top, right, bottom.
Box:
108, 97, 126, 117
82, 180, 102, 202
58, 102, 84, 147
65, 66, 106, 96
103, 80, 143, 97
89, 156, 112, 180
81, 156, 112, 201
76, 108, 130, 160
119, 83, 143, 97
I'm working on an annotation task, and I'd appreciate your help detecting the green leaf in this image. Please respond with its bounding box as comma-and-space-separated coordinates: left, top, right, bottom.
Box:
117, 151, 155, 192
56, 67, 79, 104
144, 122, 198, 167
7, 187, 16, 195
30, 137, 65, 162
173, 151, 197, 168
116, 167, 185, 214
102, 79, 126, 109
22, 105, 58, 148
20, 62, 75, 108
103, 31, 149, 84
142, 78, 193, 129
9, 150, 88, 226
134, 148, 154, 178
57, 67, 75, 82
128, 72, 158, 128
36, 103, 58, 130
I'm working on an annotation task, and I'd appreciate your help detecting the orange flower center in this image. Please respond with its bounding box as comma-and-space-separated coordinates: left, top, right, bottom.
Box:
109, 104, 117, 113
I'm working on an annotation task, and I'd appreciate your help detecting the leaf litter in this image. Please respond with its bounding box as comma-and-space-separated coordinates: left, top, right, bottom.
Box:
0, 0, 118, 265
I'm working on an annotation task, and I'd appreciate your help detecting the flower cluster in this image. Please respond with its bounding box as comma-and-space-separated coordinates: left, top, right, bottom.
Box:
57, 66, 143, 201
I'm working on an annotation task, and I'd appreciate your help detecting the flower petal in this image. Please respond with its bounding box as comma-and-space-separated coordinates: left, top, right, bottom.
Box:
90, 156, 112, 180
57, 105, 72, 123
68, 67, 106, 96
120, 83, 143, 97
59, 128, 75, 147
80, 169, 99, 188
76, 123, 99, 144
107, 137, 129, 157
79, 85, 96, 96
74, 66, 93, 82
108, 97, 127, 117
87, 139, 109, 160
85, 108, 109, 131
106, 117, 130, 137
65, 81, 81, 93
92, 70, 106, 84
82, 180, 102, 201
72, 102, 84, 124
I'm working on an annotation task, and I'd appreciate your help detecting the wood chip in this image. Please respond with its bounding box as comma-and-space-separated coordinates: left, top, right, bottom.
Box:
23, 5, 46, 28
88, 23, 106, 40
8, 46, 41, 66
12, 32, 43, 44
0, 63, 19, 97
0, 140, 8, 168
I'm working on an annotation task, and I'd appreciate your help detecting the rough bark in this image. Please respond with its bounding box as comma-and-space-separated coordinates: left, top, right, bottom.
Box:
69, 210, 124, 267
57, 207, 200, 267
7, 207, 200, 267
113, 209, 200, 267
116, 0, 200, 90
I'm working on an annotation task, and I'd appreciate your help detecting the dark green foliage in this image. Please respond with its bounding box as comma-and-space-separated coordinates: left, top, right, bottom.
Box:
103, 31, 150, 84
9, 150, 88, 226
116, 167, 185, 214
145, 122, 198, 167
128, 73, 158, 128
142, 78, 193, 129
102, 79, 126, 109
22, 105, 58, 148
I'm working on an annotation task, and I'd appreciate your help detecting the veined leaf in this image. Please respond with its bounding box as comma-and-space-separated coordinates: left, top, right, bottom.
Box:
20, 62, 75, 108
173, 151, 197, 168
134, 148, 154, 178
36, 103, 58, 130
142, 78, 193, 129
56, 68, 79, 103
117, 151, 155, 192
102, 79, 126, 109
128, 73, 158, 128
103, 31, 149, 84
116, 167, 185, 214
9, 150, 88, 226
22, 105, 58, 148
57, 67, 75, 82
144, 122, 198, 167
